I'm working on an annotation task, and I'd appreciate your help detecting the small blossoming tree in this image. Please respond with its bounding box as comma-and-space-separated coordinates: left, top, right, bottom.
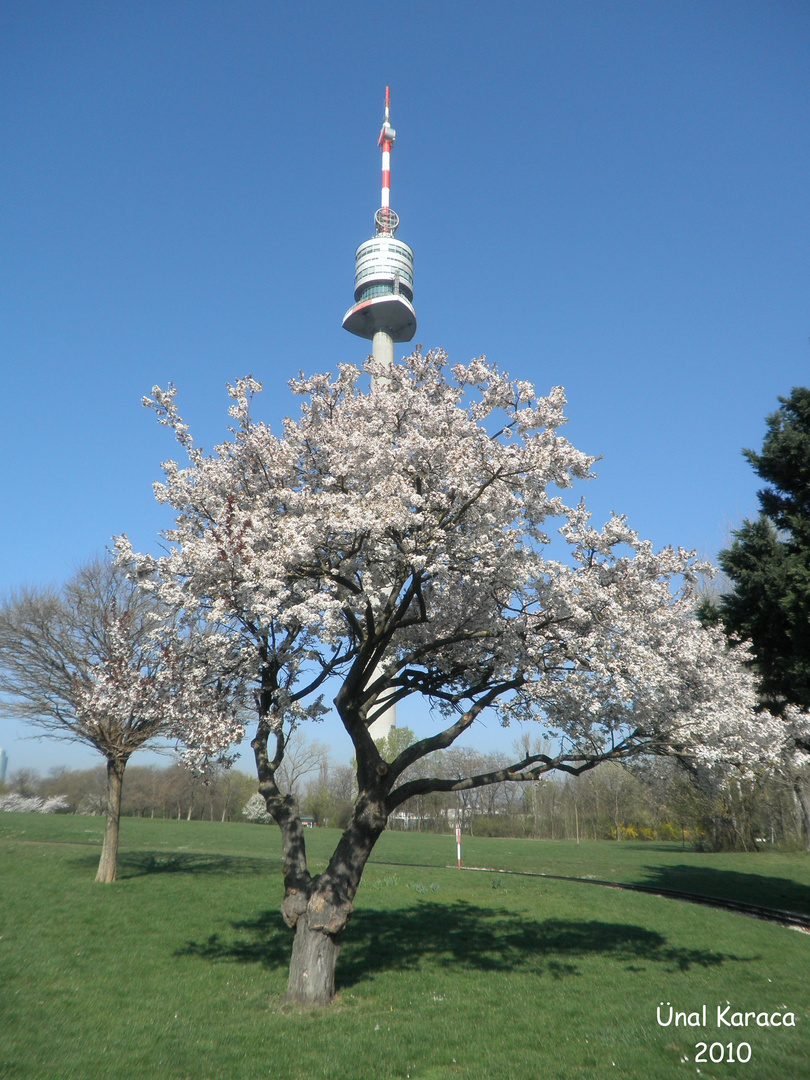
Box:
0, 558, 240, 881
118, 350, 783, 1002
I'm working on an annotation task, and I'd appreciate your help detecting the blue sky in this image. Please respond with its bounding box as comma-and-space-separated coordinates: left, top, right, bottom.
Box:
1, 1, 808, 774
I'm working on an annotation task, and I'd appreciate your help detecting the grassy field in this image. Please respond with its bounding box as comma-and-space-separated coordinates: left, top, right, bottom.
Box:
1, 815, 808, 1080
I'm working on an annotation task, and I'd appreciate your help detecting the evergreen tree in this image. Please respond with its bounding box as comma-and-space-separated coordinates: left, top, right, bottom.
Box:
704, 387, 810, 711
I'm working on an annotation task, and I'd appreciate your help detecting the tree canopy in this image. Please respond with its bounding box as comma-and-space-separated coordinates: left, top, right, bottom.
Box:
118, 350, 778, 1002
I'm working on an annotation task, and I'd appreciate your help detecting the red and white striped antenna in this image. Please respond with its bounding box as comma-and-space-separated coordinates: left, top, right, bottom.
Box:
375, 86, 398, 236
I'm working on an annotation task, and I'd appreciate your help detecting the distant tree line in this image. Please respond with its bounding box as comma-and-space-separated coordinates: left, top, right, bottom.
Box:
1, 762, 256, 823
2, 736, 806, 850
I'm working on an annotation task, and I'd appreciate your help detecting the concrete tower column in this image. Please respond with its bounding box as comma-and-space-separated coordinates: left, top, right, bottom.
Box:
372, 329, 395, 373
370, 326, 396, 742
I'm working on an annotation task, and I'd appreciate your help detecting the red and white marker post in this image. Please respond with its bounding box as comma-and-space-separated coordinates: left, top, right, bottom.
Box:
456, 826, 462, 869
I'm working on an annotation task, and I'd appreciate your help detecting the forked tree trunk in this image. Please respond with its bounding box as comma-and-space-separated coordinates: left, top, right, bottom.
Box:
281, 794, 388, 1005
95, 759, 125, 883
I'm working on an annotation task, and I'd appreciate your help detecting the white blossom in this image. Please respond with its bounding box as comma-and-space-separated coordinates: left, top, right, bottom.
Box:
0, 794, 68, 813
119, 350, 785, 780
242, 793, 273, 823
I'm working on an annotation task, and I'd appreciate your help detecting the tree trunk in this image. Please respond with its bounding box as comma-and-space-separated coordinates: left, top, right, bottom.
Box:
95, 759, 125, 883
280, 790, 388, 1005
281, 880, 358, 1005
793, 779, 810, 852
286, 913, 343, 1005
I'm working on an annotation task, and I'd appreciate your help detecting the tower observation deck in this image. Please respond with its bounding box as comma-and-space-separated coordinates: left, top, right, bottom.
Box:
342, 88, 416, 353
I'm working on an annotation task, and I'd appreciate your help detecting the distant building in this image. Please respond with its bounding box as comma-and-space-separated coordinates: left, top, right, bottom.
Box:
0, 748, 8, 784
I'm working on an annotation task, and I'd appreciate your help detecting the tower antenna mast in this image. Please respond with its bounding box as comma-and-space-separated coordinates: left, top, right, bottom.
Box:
378, 86, 394, 228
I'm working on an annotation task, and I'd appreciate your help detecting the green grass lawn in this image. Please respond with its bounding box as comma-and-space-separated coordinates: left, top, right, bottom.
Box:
1, 816, 808, 1080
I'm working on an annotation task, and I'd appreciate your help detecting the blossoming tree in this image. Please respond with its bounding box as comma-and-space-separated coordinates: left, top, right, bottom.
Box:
0, 559, 240, 882
118, 350, 782, 1002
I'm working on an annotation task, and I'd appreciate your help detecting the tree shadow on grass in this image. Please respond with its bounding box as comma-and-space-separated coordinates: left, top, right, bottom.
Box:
639, 865, 810, 917
71, 850, 275, 878
178, 900, 755, 988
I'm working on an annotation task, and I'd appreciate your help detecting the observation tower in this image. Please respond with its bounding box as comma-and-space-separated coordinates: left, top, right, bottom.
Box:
343, 88, 413, 742
342, 87, 416, 371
